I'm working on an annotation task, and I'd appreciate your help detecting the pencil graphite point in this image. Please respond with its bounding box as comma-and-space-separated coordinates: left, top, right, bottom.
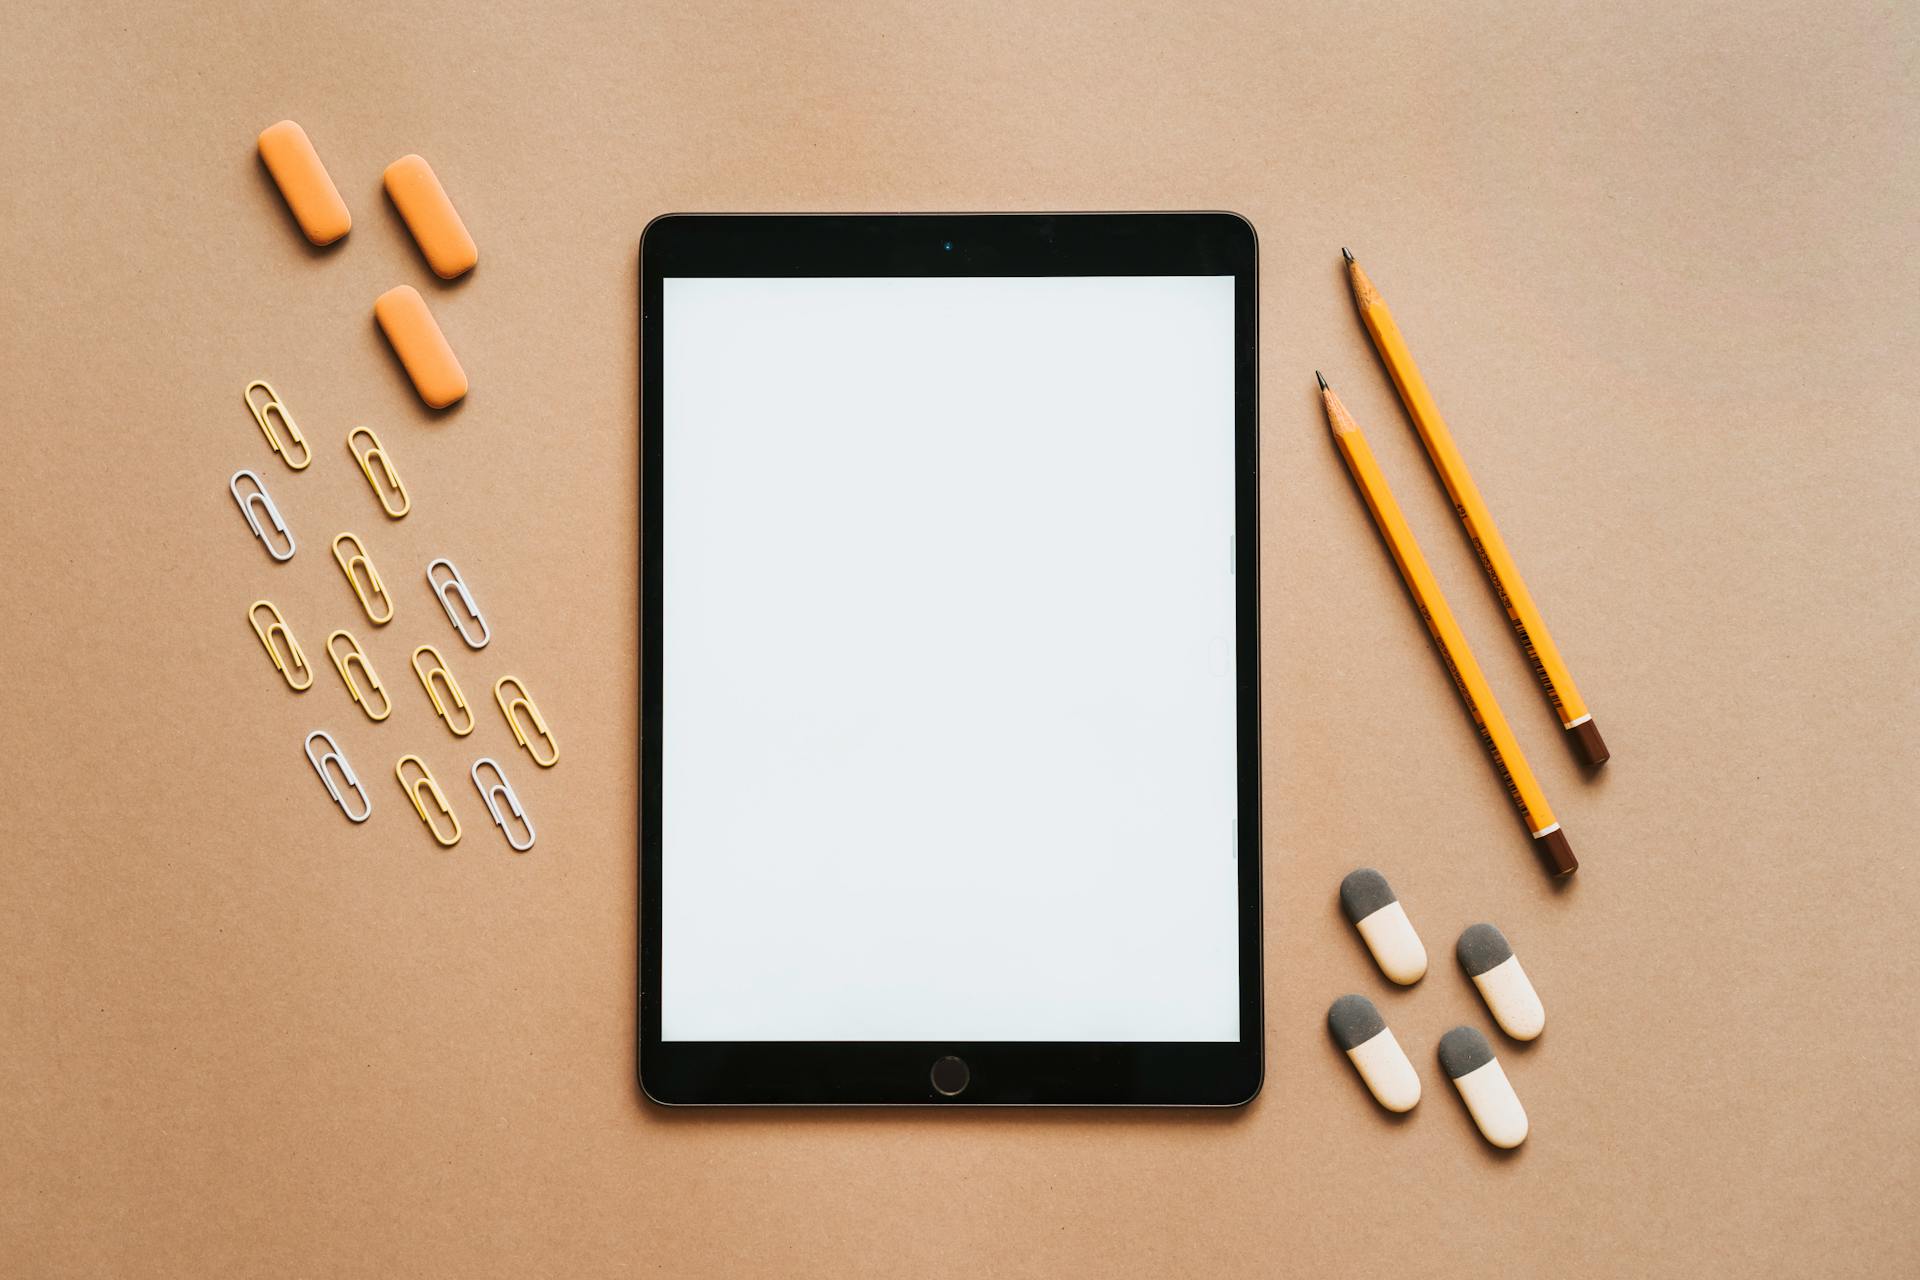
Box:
1341, 247, 1355, 264
1316, 370, 1329, 391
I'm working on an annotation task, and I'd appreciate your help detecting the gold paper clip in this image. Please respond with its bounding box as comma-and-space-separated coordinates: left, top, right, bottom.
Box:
249, 600, 312, 690
244, 379, 311, 470
471, 757, 535, 851
411, 644, 474, 736
493, 676, 558, 767
396, 754, 461, 846
347, 427, 410, 519
326, 629, 392, 721
332, 532, 394, 625
229, 469, 296, 562
426, 557, 490, 649
305, 730, 371, 823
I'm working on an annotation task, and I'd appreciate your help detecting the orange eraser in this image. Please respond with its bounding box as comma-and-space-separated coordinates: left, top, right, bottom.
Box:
383, 155, 477, 279
375, 286, 467, 408
257, 121, 351, 246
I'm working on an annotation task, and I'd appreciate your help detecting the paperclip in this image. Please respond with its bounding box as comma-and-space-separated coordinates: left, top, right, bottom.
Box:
305, 730, 371, 822
410, 644, 474, 736
249, 600, 312, 690
347, 427, 411, 519
471, 757, 535, 852
426, 557, 490, 649
395, 754, 461, 846
493, 676, 558, 767
326, 629, 392, 721
244, 379, 311, 470
229, 469, 296, 562
332, 532, 394, 625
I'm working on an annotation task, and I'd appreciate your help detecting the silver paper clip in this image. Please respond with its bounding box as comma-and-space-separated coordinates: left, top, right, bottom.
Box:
427, 557, 490, 649
471, 756, 534, 851
230, 469, 296, 561
305, 730, 371, 823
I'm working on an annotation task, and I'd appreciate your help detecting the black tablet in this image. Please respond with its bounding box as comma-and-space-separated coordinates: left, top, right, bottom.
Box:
639, 213, 1261, 1105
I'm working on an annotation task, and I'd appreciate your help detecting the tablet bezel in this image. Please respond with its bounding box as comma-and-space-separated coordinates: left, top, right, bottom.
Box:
639, 212, 1262, 1105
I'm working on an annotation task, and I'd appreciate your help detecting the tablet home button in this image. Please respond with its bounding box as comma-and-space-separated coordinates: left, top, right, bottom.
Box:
930, 1055, 970, 1097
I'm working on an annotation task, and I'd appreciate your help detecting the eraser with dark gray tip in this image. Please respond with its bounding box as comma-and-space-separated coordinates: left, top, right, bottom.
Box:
1439, 1025, 1527, 1147
1341, 868, 1427, 984
1329, 994, 1420, 1112
1438, 1026, 1496, 1079
1339, 868, 1397, 923
1459, 922, 1546, 1040
1457, 923, 1513, 977
1327, 994, 1387, 1052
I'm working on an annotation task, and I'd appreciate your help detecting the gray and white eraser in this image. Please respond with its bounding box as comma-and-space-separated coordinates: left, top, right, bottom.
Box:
1437, 1025, 1496, 1079
1340, 868, 1427, 984
1329, 994, 1420, 1113
1439, 1026, 1527, 1148
1458, 923, 1545, 1041
1339, 868, 1396, 923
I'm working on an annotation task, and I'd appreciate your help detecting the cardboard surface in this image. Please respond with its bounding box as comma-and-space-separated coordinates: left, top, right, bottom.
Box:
2, 2, 1915, 1274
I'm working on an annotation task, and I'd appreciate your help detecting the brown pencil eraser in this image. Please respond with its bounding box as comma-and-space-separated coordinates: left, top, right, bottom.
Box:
383, 155, 477, 279
374, 285, 467, 408
257, 120, 351, 246
1568, 718, 1610, 768
1537, 828, 1577, 877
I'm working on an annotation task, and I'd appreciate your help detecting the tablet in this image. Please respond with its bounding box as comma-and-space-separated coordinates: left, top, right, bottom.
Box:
639, 213, 1261, 1105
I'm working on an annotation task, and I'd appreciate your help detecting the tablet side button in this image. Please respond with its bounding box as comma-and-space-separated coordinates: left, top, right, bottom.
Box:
930, 1055, 970, 1098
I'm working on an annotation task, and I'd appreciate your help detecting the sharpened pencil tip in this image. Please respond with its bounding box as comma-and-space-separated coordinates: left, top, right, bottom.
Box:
1315, 370, 1329, 391
1341, 247, 1355, 264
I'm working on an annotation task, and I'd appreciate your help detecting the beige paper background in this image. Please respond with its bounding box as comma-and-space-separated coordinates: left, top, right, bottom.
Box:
3, 2, 1916, 1275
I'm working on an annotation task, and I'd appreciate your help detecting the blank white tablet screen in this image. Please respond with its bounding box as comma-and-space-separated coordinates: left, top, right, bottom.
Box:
661, 275, 1240, 1042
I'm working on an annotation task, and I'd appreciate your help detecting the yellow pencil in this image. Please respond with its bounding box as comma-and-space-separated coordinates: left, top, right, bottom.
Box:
1344, 249, 1609, 768
1320, 372, 1577, 876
